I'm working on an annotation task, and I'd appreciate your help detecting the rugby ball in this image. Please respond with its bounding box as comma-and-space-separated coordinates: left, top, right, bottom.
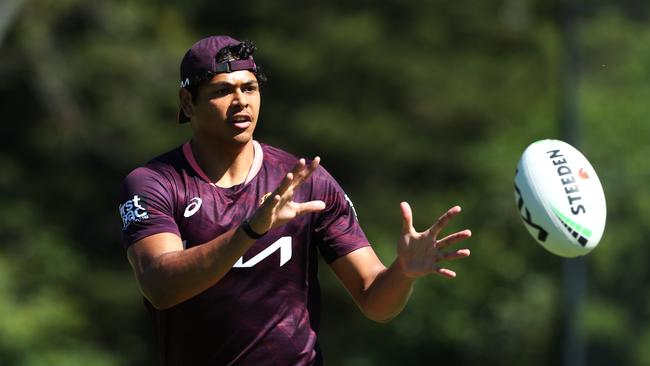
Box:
514, 139, 606, 257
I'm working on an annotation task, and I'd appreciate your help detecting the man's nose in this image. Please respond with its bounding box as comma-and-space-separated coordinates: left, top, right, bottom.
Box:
231, 88, 247, 107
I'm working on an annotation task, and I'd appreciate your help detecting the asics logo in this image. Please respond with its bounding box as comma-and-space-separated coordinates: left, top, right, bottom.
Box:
184, 197, 202, 218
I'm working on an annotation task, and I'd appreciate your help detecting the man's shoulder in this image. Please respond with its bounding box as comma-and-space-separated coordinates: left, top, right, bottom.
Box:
259, 143, 338, 188
260, 143, 298, 163
259, 143, 320, 169
123, 145, 185, 186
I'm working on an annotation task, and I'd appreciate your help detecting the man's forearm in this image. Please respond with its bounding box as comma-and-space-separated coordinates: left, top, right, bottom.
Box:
358, 259, 416, 322
138, 226, 256, 310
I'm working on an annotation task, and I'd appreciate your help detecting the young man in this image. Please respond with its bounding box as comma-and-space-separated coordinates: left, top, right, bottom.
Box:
119, 35, 472, 365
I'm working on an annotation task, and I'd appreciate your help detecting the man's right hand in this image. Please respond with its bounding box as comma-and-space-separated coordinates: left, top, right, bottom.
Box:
248, 157, 326, 234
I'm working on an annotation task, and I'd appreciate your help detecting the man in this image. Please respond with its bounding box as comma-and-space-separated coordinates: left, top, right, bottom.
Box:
119, 35, 471, 365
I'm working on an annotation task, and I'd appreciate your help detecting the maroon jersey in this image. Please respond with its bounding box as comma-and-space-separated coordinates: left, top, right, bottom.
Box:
118, 141, 369, 365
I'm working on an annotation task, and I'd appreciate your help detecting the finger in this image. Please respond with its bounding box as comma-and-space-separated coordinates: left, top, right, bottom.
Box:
437, 248, 471, 261
435, 229, 472, 249
428, 205, 462, 239
294, 200, 326, 215
292, 156, 320, 187
279, 159, 306, 191
277, 188, 295, 208
290, 158, 307, 176
272, 172, 294, 198
256, 193, 282, 218
261, 175, 292, 213
308, 156, 320, 171
275, 158, 317, 207
400, 201, 413, 234
436, 267, 457, 279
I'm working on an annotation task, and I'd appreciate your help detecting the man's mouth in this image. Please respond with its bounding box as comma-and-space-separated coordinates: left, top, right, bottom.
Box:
229, 114, 252, 129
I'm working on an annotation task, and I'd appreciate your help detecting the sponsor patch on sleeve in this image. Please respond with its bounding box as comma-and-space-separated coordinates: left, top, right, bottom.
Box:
119, 194, 150, 230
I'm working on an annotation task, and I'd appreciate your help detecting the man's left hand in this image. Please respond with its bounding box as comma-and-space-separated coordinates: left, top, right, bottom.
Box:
396, 202, 471, 279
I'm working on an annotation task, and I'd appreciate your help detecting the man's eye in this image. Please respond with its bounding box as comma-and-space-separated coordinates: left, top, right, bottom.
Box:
243, 85, 258, 93
212, 88, 230, 96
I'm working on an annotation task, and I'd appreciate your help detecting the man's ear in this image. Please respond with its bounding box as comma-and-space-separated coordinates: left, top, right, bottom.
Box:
179, 88, 194, 120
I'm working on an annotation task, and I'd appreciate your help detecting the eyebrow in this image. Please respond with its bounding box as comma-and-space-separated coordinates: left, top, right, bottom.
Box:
207, 80, 259, 89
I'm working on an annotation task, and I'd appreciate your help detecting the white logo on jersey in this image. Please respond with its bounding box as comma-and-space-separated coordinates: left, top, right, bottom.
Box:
183, 197, 202, 218
233, 237, 292, 268
119, 195, 149, 230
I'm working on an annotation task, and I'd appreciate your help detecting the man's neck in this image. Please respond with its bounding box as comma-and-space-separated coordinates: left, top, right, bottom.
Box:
190, 138, 255, 188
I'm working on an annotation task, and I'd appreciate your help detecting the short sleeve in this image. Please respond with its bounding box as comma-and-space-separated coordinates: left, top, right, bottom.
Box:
118, 167, 180, 249
312, 168, 370, 263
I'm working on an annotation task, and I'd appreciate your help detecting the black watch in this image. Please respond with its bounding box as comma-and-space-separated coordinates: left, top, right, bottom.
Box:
241, 219, 267, 239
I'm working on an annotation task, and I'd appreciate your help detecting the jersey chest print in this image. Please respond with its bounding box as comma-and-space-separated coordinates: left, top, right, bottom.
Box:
181, 194, 293, 268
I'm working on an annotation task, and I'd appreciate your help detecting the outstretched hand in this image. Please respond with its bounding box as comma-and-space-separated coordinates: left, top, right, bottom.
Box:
397, 202, 471, 279
248, 157, 326, 234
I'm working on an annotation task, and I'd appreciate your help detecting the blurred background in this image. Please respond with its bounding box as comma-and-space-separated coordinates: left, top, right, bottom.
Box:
1, 0, 649, 365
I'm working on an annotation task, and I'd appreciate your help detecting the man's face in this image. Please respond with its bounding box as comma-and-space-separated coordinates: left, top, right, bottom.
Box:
190, 70, 261, 146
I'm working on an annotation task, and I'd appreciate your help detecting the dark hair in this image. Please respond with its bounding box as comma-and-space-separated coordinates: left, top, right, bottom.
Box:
186, 40, 267, 102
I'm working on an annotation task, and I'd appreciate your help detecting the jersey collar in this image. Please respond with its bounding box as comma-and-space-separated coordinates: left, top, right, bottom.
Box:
182, 140, 263, 186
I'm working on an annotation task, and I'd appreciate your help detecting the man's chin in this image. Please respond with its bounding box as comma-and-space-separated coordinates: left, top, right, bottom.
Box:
229, 131, 255, 146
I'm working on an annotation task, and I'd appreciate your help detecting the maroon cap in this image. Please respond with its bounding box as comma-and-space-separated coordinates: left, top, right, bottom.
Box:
178, 35, 258, 123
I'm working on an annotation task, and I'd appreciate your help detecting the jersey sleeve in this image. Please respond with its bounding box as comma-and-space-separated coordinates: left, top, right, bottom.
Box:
118, 167, 180, 249
312, 167, 370, 263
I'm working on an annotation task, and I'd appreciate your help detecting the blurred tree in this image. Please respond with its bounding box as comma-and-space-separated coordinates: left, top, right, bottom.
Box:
0, 0, 192, 364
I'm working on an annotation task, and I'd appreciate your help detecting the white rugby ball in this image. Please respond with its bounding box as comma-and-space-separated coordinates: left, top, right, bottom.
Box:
514, 139, 607, 257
